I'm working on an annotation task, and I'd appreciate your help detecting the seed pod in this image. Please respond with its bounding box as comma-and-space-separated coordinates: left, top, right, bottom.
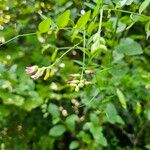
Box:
92, 33, 99, 42
99, 44, 107, 51
99, 37, 106, 45
91, 40, 100, 54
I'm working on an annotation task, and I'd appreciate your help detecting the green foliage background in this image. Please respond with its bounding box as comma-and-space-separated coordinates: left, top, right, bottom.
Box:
0, 0, 150, 149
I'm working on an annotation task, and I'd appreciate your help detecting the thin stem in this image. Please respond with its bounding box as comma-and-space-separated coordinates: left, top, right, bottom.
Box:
58, 47, 78, 50
0, 32, 36, 47
59, 27, 72, 30
50, 27, 72, 31
98, 8, 103, 37
112, 11, 120, 48
104, 8, 149, 18
46, 42, 82, 69
78, 92, 99, 107
133, 121, 148, 148
80, 30, 86, 81
0, 28, 72, 47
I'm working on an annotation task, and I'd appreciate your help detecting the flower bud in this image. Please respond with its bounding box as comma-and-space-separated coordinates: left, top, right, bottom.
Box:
25, 65, 38, 74
62, 109, 68, 117
68, 80, 80, 84
31, 68, 45, 80
85, 69, 94, 75
44, 69, 50, 80
75, 86, 79, 92
84, 81, 92, 85
78, 82, 84, 87
70, 74, 80, 77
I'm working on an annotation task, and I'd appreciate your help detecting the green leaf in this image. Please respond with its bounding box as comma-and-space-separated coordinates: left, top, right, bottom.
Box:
38, 18, 51, 33
84, 2, 95, 9
92, 6, 99, 19
48, 103, 60, 117
116, 88, 127, 109
113, 50, 124, 62
83, 122, 92, 130
92, 0, 103, 19
0, 106, 10, 121
90, 125, 107, 146
147, 110, 150, 120
22, 97, 42, 111
110, 62, 129, 77
115, 38, 143, 55
49, 125, 66, 137
0, 93, 24, 106
130, 13, 150, 22
104, 103, 125, 125
65, 114, 78, 131
90, 113, 99, 125
135, 102, 142, 116
116, 0, 134, 7
48, 103, 60, 124
116, 22, 126, 33
76, 11, 91, 29
39, 136, 54, 150
0, 63, 5, 73
56, 10, 70, 28
139, 0, 150, 14
115, 115, 125, 125
105, 103, 117, 116
78, 131, 91, 144
87, 21, 98, 35
69, 141, 79, 150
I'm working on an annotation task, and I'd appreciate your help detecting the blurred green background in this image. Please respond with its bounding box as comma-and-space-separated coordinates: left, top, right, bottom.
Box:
0, 0, 150, 149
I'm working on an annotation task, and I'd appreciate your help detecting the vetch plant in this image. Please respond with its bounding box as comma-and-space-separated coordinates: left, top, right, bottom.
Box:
0, 0, 150, 149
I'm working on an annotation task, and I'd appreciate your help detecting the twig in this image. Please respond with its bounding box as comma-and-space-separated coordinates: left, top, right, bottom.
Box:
0, 32, 36, 47
80, 30, 86, 81
104, 8, 149, 18
46, 42, 82, 69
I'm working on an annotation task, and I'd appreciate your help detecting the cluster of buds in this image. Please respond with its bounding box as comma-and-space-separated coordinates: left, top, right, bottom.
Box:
71, 99, 79, 107
67, 79, 92, 91
77, 116, 85, 122
67, 70, 93, 92
71, 99, 80, 114
59, 106, 68, 117
25, 65, 57, 80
